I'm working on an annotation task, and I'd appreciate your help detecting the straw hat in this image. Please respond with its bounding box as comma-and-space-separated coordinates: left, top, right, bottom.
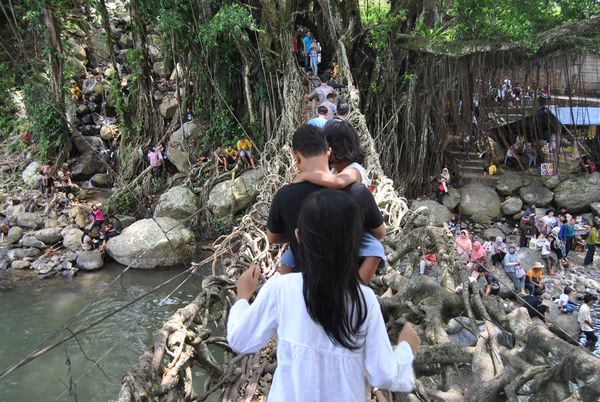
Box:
532, 262, 544, 269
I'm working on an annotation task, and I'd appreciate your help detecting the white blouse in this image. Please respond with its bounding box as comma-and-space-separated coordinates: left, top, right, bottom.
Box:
227, 273, 415, 401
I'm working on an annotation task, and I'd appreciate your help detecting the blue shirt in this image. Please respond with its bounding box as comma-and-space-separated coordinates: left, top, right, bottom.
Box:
308, 117, 328, 128
302, 36, 313, 55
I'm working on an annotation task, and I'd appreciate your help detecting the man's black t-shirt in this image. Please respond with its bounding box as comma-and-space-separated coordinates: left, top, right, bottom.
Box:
267, 182, 384, 261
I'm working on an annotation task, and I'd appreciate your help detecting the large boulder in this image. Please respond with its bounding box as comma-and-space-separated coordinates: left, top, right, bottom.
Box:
442, 187, 461, 210
106, 217, 196, 268
542, 175, 561, 189
7, 248, 41, 261
154, 186, 199, 220
519, 183, 554, 206
553, 172, 600, 213
72, 150, 105, 180
207, 169, 263, 217
459, 184, 501, 224
66, 57, 87, 78
159, 94, 179, 119
16, 212, 44, 229
76, 250, 104, 271
496, 172, 523, 196
167, 122, 201, 173
6, 226, 23, 244
501, 196, 523, 216
22, 236, 46, 249
22, 161, 41, 188
35, 227, 64, 245
73, 135, 105, 154
411, 200, 452, 227
91, 173, 111, 187
591, 202, 600, 217
61, 227, 83, 251
153, 61, 172, 78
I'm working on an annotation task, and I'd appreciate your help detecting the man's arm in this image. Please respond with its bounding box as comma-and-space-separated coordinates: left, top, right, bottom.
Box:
266, 229, 287, 244
369, 223, 386, 240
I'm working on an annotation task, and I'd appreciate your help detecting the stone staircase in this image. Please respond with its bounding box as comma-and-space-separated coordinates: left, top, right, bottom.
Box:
446, 135, 499, 187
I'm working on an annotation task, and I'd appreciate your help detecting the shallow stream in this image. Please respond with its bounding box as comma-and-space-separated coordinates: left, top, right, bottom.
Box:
0, 263, 207, 402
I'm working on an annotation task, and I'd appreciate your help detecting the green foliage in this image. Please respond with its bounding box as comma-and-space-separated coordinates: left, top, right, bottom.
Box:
200, 4, 258, 48
367, 11, 406, 50
22, 80, 65, 161
359, 0, 391, 25
209, 216, 234, 237
104, 191, 137, 215
107, 75, 131, 138
203, 109, 238, 147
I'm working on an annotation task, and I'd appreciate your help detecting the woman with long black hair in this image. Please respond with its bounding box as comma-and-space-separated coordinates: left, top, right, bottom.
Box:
227, 189, 419, 401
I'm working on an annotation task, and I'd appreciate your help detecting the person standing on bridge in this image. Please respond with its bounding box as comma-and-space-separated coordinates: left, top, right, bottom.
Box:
302, 31, 313, 72
305, 74, 334, 106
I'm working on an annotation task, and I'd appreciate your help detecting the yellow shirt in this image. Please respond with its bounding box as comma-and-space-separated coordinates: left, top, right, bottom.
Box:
237, 139, 252, 152
526, 269, 542, 280
225, 148, 237, 157
488, 164, 497, 175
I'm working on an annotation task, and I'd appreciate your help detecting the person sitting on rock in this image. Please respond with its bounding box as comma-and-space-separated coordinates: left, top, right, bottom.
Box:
147, 145, 164, 168
468, 241, 487, 277
213, 146, 228, 173
81, 228, 98, 251
557, 286, 575, 314
491, 236, 507, 266
419, 251, 437, 275
525, 262, 545, 295
478, 266, 500, 296
0, 212, 10, 243
57, 163, 74, 189
99, 219, 120, 252
519, 203, 536, 247
578, 294, 597, 348
448, 214, 461, 236
90, 204, 105, 228
236, 138, 256, 169
523, 288, 548, 322
455, 230, 472, 264
542, 209, 558, 234
39, 165, 55, 197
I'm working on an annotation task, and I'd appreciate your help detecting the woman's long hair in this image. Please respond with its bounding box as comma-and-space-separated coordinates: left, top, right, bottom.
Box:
297, 189, 367, 350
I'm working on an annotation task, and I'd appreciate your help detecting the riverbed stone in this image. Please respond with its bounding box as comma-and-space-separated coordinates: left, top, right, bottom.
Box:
91, 173, 111, 187
483, 228, 504, 241
16, 212, 44, 229
442, 187, 461, 210
207, 169, 263, 217
159, 94, 179, 119
76, 250, 104, 271
553, 172, 600, 213
519, 183, 554, 207
167, 122, 201, 173
106, 217, 196, 268
411, 200, 452, 227
61, 227, 83, 251
501, 196, 523, 216
72, 150, 105, 180
459, 183, 501, 224
154, 185, 199, 220
496, 172, 523, 196
542, 175, 561, 189
6, 226, 24, 244
11, 260, 31, 270
8, 248, 41, 261
21, 236, 46, 249
0, 250, 9, 270
35, 227, 64, 245
73, 135, 105, 154
22, 161, 41, 188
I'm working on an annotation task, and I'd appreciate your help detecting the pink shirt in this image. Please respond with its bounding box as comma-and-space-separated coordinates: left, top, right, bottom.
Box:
92, 208, 104, 222
147, 151, 163, 167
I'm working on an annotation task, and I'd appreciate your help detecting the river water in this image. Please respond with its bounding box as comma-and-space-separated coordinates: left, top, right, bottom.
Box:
0, 263, 208, 402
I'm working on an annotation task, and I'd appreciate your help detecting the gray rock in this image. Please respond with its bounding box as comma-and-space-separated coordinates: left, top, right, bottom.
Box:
554, 172, 600, 213
546, 303, 581, 342
590, 202, 600, 217
496, 172, 523, 196
72, 150, 105, 180
159, 94, 179, 119
207, 169, 263, 217
35, 227, 63, 245
0, 249, 9, 270
6, 226, 24, 244
16, 212, 44, 229
115, 215, 135, 228
58, 261, 73, 271
76, 250, 104, 271
11, 260, 31, 270
66, 57, 86, 78
542, 175, 561, 189
60, 268, 77, 279
119, 32, 132, 48
446, 317, 477, 346
106, 217, 196, 268
73, 135, 105, 154
154, 186, 199, 220
61, 227, 83, 251
147, 44, 161, 63
91, 173, 111, 187
581, 213, 594, 226
411, 200, 452, 227
519, 183, 554, 206
21, 236, 46, 249
169, 64, 184, 81
8, 248, 41, 261
22, 161, 41, 187
167, 122, 202, 173
459, 183, 501, 224
153, 61, 172, 78
442, 187, 461, 210
64, 251, 78, 262
501, 196, 523, 216
483, 228, 504, 241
